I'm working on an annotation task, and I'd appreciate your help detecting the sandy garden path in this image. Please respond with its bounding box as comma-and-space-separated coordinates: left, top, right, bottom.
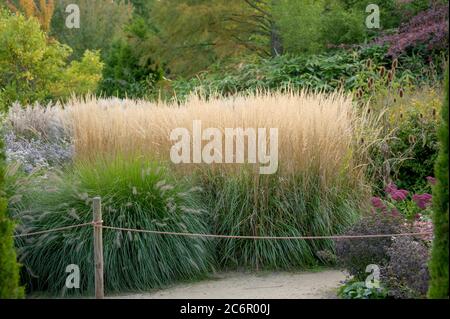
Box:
110, 269, 346, 299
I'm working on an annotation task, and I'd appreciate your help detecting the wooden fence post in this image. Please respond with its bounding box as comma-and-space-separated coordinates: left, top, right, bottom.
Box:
93, 197, 104, 299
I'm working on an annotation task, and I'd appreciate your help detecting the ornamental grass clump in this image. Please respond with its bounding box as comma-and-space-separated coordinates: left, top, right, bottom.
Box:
201, 172, 361, 269
64, 91, 372, 179
9, 158, 214, 295
61, 91, 375, 269
10, 91, 380, 277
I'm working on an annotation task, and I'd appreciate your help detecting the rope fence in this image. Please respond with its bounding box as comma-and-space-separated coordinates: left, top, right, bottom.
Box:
100, 225, 432, 240
12, 197, 434, 298
13, 221, 97, 238
13, 221, 433, 240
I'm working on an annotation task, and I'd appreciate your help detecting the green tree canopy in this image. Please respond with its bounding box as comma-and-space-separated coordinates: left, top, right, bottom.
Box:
0, 9, 103, 110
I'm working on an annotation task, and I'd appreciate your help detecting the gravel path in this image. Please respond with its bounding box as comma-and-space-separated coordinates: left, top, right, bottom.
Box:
110, 269, 346, 299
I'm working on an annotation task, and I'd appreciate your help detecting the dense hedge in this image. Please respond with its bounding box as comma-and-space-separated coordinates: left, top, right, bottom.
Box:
428, 67, 449, 298
0, 131, 24, 299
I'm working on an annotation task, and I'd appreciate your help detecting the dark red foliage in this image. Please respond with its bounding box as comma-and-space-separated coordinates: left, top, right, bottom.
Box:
335, 212, 409, 281
383, 236, 430, 298
375, 3, 449, 56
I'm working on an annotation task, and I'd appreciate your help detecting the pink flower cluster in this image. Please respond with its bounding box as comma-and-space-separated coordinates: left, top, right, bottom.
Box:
370, 178, 435, 218
370, 195, 399, 216
412, 193, 433, 210
426, 176, 436, 185
371, 196, 385, 209
386, 183, 409, 201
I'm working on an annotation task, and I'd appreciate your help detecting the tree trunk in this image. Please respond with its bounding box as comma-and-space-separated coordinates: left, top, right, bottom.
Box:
270, 23, 283, 56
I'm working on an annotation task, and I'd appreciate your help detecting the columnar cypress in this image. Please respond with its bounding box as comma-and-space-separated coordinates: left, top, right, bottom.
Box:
0, 132, 24, 299
428, 67, 449, 299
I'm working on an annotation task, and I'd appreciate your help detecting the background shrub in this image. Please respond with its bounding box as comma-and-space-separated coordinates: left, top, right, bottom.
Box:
388, 109, 439, 192
374, 3, 449, 57
273, 0, 325, 54
366, 86, 442, 193
4, 0, 55, 32
161, 45, 441, 102
99, 35, 163, 99
10, 158, 214, 295
54, 50, 104, 99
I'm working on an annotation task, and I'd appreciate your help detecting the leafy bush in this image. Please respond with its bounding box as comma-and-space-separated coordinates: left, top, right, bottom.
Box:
0, 10, 103, 111
162, 46, 440, 102
0, 129, 24, 298
163, 50, 362, 100
55, 50, 104, 98
338, 279, 388, 299
318, 2, 366, 47
389, 110, 439, 192
335, 211, 408, 281
336, 203, 433, 298
383, 236, 430, 298
366, 86, 442, 193
99, 34, 163, 99
273, 0, 326, 54
10, 158, 214, 295
428, 66, 449, 298
339, 233, 432, 300
4, 0, 55, 32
